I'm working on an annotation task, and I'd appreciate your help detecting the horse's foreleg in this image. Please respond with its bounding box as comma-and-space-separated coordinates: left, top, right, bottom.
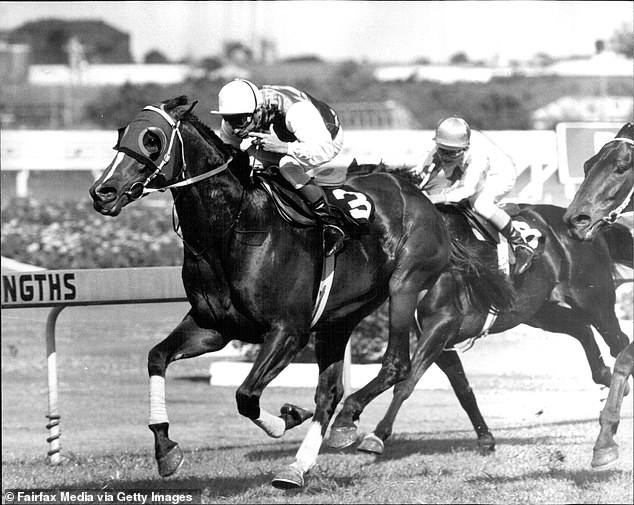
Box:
570, 282, 630, 358
529, 304, 613, 388
273, 328, 349, 489
590, 307, 631, 359
147, 311, 229, 477
433, 350, 495, 454
235, 323, 309, 439
592, 342, 634, 467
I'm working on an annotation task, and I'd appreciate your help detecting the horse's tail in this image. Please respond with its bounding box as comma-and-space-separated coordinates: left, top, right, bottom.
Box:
600, 223, 633, 269
446, 238, 516, 314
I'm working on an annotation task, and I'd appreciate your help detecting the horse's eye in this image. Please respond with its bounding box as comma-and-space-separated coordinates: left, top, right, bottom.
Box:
615, 164, 630, 174
142, 131, 162, 160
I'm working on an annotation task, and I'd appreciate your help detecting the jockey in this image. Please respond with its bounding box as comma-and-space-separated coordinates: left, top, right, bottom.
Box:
211, 78, 346, 256
415, 116, 535, 275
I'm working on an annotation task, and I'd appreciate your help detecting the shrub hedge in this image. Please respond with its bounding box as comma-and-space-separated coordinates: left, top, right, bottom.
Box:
2, 198, 631, 363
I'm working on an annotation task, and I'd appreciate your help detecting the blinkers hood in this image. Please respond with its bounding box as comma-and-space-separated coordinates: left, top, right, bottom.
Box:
114, 107, 180, 183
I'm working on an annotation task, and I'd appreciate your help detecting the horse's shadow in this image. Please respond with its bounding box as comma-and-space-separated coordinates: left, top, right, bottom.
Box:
466, 468, 632, 488
50, 475, 274, 500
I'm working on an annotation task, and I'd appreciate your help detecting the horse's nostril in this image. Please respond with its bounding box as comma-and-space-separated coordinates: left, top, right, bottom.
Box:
572, 214, 591, 227
96, 185, 117, 202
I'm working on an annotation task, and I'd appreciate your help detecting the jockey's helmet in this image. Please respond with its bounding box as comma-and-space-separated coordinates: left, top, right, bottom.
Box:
434, 117, 471, 150
210, 79, 263, 115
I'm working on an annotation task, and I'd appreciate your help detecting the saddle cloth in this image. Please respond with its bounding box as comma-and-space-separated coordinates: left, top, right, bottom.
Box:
255, 167, 375, 234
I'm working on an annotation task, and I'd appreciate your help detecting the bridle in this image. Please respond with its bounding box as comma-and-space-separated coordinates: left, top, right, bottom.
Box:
599, 136, 634, 224
125, 105, 233, 201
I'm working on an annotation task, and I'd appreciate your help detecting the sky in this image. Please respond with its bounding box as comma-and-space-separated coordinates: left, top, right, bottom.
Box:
0, 1, 632, 64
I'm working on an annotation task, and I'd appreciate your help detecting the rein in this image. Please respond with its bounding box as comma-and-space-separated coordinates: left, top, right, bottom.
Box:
601, 137, 634, 224
126, 105, 232, 200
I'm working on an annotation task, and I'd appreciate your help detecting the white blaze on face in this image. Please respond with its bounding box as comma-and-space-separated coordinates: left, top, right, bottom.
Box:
102, 151, 126, 184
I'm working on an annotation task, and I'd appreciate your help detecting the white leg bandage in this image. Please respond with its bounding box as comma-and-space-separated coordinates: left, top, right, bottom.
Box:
149, 375, 169, 425
252, 408, 286, 438
292, 421, 323, 473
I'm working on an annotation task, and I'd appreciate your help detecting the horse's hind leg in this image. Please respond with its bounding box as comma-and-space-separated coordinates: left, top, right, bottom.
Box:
433, 350, 495, 454
147, 311, 230, 477
592, 342, 634, 467
328, 288, 420, 449
528, 303, 613, 388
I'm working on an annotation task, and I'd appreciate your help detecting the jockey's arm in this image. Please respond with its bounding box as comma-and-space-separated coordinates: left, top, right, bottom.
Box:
284, 102, 336, 166
438, 157, 488, 204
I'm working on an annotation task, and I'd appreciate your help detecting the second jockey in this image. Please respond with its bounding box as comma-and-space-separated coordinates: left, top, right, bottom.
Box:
211, 79, 346, 256
414, 116, 535, 275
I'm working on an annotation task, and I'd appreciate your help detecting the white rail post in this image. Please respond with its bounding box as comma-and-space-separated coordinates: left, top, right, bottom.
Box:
45, 306, 65, 465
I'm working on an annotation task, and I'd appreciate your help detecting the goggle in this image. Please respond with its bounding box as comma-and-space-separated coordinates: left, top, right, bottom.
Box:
437, 147, 466, 159
224, 114, 253, 130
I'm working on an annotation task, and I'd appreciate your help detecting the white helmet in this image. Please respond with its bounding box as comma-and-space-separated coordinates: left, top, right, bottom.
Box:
434, 117, 471, 150
210, 79, 263, 115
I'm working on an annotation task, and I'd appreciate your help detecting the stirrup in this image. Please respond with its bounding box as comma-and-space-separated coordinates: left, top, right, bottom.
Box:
323, 225, 345, 257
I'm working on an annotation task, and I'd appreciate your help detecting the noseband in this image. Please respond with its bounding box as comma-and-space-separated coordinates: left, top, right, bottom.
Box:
125, 105, 232, 200
601, 137, 634, 224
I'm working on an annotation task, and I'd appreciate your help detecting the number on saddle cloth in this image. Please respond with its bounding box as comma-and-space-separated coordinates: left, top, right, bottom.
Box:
324, 187, 375, 232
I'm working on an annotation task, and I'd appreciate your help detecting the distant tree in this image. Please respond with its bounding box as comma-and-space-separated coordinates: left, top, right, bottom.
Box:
143, 49, 170, 64
449, 52, 470, 65
84, 83, 166, 127
223, 40, 253, 63
199, 56, 224, 72
414, 56, 431, 64
610, 24, 634, 58
281, 54, 323, 64
533, 52, 554, 67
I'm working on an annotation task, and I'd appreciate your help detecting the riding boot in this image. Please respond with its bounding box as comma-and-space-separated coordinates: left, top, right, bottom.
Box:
299, 181, 346, 256
499, 220, 535, 275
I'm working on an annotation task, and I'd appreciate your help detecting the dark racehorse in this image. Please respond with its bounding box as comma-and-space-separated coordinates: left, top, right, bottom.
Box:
564, 123, 633, 468
88, 96, 513, 488
331, 164, 632, 456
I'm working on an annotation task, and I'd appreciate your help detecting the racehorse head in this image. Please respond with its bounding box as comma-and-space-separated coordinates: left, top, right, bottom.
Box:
564, 123, 634, 240
89, 96, 233, 216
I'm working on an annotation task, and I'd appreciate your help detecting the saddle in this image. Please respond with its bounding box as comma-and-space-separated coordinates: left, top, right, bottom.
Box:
442, 202, 545, 275
254, 166, 375, 236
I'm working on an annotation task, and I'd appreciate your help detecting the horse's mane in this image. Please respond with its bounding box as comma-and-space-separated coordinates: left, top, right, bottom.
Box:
163, 95, 234, 160
348, 159, 422, 186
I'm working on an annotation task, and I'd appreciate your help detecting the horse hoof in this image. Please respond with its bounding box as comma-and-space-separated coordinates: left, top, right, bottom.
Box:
591, 445, 619, 468
280, 403, 314, 430
271, 465, 304, 489
157, 444, 184, 477
357, 433, 384, 455
477, 435, 496, 455
327, 426, 358, 449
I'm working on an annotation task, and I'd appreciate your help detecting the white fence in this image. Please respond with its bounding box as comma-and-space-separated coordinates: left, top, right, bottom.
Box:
0, 129, 562, 200
0, 125, 620, 204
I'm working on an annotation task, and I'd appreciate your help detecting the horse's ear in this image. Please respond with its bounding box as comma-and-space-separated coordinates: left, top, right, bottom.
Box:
185, 100, 199, 116
350, 158, 359, 169
617, 122, 634, 140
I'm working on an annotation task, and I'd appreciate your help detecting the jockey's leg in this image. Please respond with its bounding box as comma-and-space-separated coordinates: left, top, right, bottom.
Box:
279, 160, 345, 256
472, 194, 534, 275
